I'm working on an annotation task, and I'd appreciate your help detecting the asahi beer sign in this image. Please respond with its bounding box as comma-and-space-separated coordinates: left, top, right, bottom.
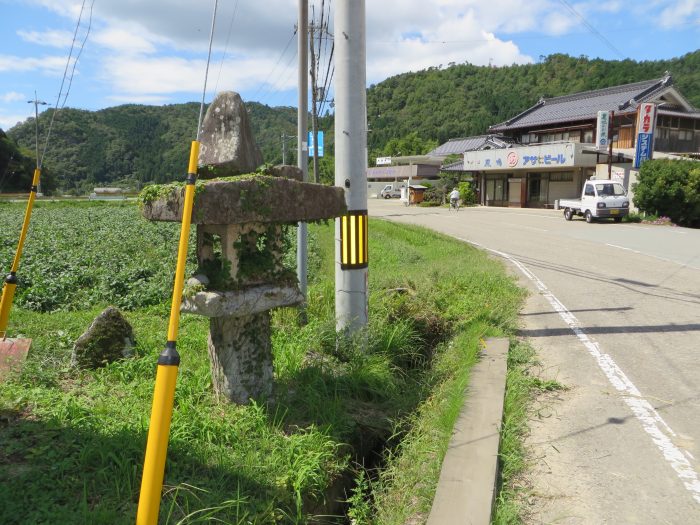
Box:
633, 103, 656, 168
463, 143, 595, 171
596, 111, 610, 150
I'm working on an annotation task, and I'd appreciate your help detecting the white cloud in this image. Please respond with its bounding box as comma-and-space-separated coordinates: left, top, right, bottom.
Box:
658, 0, 700, 29
17, 29, 74, 48
14, 0, 696, 108
0, 113, 30, 130
99, 52, 296, 98
0, 54, 70, 75
91, 27, 159, 55
1, 92, 27, 103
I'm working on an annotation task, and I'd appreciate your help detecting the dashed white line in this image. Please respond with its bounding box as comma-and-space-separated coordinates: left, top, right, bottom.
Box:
462, 237, 700, 505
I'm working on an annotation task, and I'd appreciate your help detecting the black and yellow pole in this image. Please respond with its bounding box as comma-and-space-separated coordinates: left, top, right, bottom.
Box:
0, 167, 41, 339
135, 142, 199, 524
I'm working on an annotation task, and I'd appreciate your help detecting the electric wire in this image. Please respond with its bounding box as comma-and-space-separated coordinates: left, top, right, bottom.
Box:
249, 30, 297, 103
256, 45, 298, 107
213, 0, 240, 94
39, 0, 93, 168
60, 0, 94, 109
197, 0, 220, 140
556, 0, 625, 59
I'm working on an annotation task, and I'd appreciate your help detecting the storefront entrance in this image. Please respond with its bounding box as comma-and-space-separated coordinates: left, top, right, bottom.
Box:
484, 175, 508, 206
527, 174, 550, 207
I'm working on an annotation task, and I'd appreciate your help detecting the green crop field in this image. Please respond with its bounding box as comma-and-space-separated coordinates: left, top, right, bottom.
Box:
0, 200, 527, 524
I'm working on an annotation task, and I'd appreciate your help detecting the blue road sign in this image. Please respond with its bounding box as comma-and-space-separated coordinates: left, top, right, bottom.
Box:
308, 131, 324, 157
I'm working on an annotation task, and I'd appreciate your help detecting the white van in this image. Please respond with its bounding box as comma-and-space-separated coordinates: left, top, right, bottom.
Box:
380, 184, 402, 199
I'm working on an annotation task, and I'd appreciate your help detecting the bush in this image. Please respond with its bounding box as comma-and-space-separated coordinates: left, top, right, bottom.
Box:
633, 159, 700, 227
423, 185, 445, 205
458, 181, 477, 205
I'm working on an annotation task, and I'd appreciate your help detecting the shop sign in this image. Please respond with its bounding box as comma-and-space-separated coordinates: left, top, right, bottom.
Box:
596, 111, 610, 150
636, 103, 656, 135
633, 103, 656, 168
634, 132, 653, 168
464, 143, 584, 171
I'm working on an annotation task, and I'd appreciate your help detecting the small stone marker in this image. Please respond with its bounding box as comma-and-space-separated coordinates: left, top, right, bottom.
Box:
197, 91, 263, 179
143, 91, 347, 404
71, 307, 134, 369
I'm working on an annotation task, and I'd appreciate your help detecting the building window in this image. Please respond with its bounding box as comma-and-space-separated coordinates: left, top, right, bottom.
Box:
679, 129, 693, 141
583, 130, 594, 143
550, 172, 574, 182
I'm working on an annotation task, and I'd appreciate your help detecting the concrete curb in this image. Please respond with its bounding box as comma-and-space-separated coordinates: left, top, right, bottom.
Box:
427, 337, 509, 525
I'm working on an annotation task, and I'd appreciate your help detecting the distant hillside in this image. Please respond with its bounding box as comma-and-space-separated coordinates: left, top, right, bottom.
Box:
6, 101, 299, 194
5, 51, 699, 192
366, 50, 700, 153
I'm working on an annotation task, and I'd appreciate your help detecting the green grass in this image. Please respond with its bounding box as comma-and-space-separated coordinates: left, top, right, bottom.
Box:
491, 341, 566, 525
0, 201, 527, 523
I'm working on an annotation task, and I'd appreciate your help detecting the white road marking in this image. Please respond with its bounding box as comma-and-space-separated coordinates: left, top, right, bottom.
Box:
462, 238, 700, 505
606, 243, 700, 271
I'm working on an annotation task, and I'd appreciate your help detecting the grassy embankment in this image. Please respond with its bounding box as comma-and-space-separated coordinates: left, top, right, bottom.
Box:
0, 200, 528, 524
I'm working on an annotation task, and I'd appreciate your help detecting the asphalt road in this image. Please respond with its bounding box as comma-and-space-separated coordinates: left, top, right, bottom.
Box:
369, 198, 700, 524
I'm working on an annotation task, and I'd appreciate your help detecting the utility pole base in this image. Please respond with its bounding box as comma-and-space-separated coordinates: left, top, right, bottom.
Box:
0, 338, 31, 379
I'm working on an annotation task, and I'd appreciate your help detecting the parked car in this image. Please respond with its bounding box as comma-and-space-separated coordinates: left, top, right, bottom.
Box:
560, 179, 630, 223
380, 184, 403, 199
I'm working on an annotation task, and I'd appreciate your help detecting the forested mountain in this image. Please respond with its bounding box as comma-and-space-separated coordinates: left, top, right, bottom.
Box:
5, 101, 298, 194
365, 51, 700, 152
4, 51, 699, 193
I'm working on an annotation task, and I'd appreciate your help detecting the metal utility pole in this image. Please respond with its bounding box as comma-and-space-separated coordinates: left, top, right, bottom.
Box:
334, 0, 368, 333
297, 0, 309, 305
27, 92, 48, 194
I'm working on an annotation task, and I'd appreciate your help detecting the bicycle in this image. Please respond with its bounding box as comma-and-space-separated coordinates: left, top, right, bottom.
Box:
450, 198, 460, 211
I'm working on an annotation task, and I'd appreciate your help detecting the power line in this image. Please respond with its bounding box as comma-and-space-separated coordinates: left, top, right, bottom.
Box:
249, 30, 297, 103
60, 0, 94, 109
40, 0, 94, 167
256, 45, 299, 106
214, 0, 240, 94
556, 0, 625, 59
197, 0, 219, 140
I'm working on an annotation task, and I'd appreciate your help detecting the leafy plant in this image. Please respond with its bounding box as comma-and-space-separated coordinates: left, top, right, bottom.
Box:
633, 159, 700, 227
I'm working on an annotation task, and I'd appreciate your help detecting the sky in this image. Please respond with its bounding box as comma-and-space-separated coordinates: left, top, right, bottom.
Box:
0, 0, 699, 131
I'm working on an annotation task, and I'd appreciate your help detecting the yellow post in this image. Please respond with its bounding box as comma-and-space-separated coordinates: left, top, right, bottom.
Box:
0, 168, 41, 338
136, 141, 199, 525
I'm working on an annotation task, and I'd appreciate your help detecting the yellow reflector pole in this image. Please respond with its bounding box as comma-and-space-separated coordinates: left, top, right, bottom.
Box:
0, 168, 41, 338
136, 140, 199, 525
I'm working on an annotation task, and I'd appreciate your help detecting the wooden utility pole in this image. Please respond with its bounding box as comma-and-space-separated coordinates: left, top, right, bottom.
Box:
310, 21, 320, 183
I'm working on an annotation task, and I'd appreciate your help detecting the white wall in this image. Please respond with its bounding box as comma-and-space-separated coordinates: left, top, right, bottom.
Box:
549, 181, 579, 202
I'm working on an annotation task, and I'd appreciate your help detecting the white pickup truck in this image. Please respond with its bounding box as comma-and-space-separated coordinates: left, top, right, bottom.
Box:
560, 179, 630, 223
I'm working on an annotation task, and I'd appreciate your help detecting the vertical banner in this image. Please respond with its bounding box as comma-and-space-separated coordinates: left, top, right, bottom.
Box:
308, 131, 324, 157
596, 110, 610, 150
633, 103, 656, 168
